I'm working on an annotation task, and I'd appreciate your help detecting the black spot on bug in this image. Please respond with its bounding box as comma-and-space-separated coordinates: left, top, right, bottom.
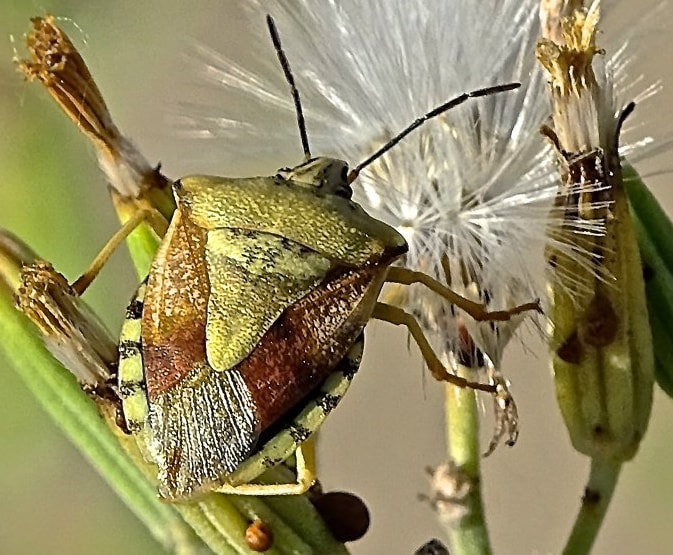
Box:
289, 424, 312, 444
125, 299, 144, 320
235, 228, 256, 239
342, 361, 359, 381
261, 455, 283, 468
126, 420, 143, 433
118, 380, 146, 398
297, 244, 314, 255
118, 340, 142, 359
316, 393, 341, 414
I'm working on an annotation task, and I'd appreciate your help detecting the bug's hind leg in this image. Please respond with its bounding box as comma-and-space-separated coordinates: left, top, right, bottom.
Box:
71, 208, 167, 295
372, 301, 496, 393
385, 266, 541, 322
213, 438, 317, 496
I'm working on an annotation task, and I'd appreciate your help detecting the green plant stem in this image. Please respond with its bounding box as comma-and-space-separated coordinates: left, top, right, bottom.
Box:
563, 458, 622, 555
0, 282, 201, 553
444, 367, 492, 555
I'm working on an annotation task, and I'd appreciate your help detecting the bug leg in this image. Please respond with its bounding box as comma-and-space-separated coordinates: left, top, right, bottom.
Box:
71, 208, 167, 295
372, 302, 496, 393
213, 438, 316, 496
385, 266, 542, 321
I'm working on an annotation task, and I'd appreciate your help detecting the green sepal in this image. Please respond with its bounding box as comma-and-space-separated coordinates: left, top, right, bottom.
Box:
549, 163, 654, 462
623, 163, 673, 398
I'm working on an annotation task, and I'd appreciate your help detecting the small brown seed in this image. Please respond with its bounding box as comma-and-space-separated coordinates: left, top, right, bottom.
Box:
245, 519, 273, 552
312, 491, 370, 543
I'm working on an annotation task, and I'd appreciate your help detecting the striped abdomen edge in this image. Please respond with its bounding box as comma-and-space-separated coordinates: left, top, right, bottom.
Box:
118, 282, 149, 433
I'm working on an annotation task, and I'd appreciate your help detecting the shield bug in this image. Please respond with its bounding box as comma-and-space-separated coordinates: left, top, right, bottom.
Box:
70, 15, 538, 501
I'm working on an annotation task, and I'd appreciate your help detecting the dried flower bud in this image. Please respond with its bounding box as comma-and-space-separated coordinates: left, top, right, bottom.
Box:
16, 260, 116, 387
18, 15, 174, 216
539, 1, 654, 461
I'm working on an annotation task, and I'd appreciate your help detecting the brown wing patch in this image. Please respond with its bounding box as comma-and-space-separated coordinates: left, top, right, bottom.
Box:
142, 207, 210, 398
239, 264, 387, 431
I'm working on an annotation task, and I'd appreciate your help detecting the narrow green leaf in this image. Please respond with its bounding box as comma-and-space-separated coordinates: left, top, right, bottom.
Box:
624, 164, 673, 398
0, 279, 202, 553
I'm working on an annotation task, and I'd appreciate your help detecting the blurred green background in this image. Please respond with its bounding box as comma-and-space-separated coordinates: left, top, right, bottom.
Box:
1, 1, 672, 554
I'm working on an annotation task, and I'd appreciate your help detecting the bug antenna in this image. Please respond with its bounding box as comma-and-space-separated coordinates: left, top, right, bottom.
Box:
266, 14, 311, 159
347, 83, 521, 184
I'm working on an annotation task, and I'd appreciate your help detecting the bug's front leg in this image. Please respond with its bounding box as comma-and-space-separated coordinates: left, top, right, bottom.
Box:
71, 207, 167, 295
372, 302, 496, 393
385, 266, 542, 321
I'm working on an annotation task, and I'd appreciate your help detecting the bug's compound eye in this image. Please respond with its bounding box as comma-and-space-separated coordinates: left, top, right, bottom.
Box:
285, 157, 353, 199
333, 164, 355, 199
322, 159, 353, 199
340, 164, 348, 182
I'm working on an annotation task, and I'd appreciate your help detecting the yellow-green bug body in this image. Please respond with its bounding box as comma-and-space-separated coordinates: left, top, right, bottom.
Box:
110, 16, 528, 501
14, 11, 532, 509
118, 158, 407, 500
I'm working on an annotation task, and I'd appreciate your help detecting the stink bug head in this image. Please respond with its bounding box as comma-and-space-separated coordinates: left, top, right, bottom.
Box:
280, 157, 353, 200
